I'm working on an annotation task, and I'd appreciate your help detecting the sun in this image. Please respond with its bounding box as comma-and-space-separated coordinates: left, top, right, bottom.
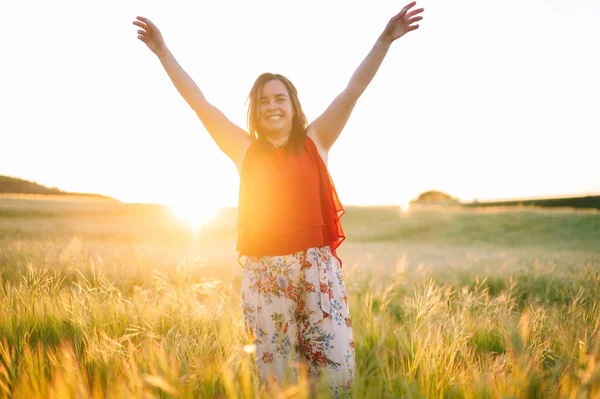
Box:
169, 200, 221, 229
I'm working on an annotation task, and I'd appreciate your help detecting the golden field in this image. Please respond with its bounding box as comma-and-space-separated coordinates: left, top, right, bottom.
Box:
1, 195, 599, 398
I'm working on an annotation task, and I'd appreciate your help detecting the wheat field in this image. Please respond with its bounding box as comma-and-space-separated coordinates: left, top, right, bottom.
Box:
1, 195, 599, 398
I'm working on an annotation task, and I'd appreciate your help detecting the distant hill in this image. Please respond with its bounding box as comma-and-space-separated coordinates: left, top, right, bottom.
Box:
410, 190, 460, 205
0, 175, 114, 200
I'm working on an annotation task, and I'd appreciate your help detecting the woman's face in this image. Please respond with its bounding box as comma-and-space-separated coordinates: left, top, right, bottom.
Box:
258, 79, 295, 138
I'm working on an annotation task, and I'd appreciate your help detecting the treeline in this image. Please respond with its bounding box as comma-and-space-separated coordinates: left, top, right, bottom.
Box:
412, 190, 600, 210
0, 175, 113, 199
463, 195, 600, 210
0, 175, 63, 194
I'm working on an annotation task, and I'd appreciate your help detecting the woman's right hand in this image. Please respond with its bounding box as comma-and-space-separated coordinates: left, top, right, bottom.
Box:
133, 16, 167, 55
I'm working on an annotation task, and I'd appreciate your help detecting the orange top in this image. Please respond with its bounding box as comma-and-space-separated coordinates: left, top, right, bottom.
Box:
236, 136, 345, 262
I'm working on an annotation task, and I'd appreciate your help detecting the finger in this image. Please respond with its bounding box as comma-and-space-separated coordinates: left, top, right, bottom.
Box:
137, 16, 158, 31
133, 21, 147, 29
408, 24, 420, 32
392, 3, 418, 22
137, 29, 146, 35
407, 8, 424, 18
409, 16, 423, 24
402, 1, 417, 13
137, 35, 147, 42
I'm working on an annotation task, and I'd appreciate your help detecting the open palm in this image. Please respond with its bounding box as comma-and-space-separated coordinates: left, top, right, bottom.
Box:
383, 1, 424, 42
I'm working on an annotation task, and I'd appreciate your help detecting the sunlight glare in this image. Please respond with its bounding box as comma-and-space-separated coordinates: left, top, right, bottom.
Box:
169, 200, 221, 229
399, 200, 412, 215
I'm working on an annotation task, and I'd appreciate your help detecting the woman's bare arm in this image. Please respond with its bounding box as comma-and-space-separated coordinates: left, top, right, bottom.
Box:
308, 2, 424, 152
134, 17, 251, 167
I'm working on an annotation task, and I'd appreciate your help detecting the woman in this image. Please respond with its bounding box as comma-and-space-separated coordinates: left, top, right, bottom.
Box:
133, 2, 423, 395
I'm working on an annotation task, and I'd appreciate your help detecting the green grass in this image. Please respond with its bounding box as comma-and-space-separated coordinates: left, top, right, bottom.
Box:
0, 196, 599, 398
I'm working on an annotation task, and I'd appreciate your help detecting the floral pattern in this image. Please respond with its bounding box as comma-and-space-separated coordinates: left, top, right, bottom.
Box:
241, 245, 355, 395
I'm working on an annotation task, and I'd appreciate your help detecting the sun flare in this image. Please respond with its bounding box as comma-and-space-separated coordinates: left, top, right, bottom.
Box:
169, 200, 221, 229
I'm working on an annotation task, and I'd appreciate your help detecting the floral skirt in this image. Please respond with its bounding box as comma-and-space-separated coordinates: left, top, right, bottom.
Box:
241, 245, 355, 395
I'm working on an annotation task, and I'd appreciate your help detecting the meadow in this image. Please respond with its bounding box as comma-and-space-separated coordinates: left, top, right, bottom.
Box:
0, 195, 599, 398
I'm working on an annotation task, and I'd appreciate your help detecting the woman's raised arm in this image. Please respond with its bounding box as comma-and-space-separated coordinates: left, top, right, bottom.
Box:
307, 2, 424, 152
133, 16, 251, 168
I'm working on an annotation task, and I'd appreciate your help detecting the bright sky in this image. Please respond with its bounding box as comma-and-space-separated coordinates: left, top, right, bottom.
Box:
2, 0, 599, 210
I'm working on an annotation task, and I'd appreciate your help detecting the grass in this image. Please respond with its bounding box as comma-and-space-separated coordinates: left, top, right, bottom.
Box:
0, 196, 599, 398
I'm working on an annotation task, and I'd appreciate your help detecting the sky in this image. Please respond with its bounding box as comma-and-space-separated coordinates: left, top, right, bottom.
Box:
2, 0, 599, 212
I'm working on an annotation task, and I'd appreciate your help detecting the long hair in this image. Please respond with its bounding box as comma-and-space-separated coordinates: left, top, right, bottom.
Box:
247, 73, 308, 153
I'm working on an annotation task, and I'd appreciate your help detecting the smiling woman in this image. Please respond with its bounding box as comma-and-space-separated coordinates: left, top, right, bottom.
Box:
169, 200, 221, 229
133, 2, 424, 395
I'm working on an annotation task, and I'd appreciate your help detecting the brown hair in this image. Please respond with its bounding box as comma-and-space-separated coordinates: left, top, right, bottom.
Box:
247, 73, 308, 153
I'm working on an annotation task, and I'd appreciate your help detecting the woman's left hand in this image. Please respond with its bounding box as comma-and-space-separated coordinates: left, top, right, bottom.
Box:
382, 1, 424, 42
